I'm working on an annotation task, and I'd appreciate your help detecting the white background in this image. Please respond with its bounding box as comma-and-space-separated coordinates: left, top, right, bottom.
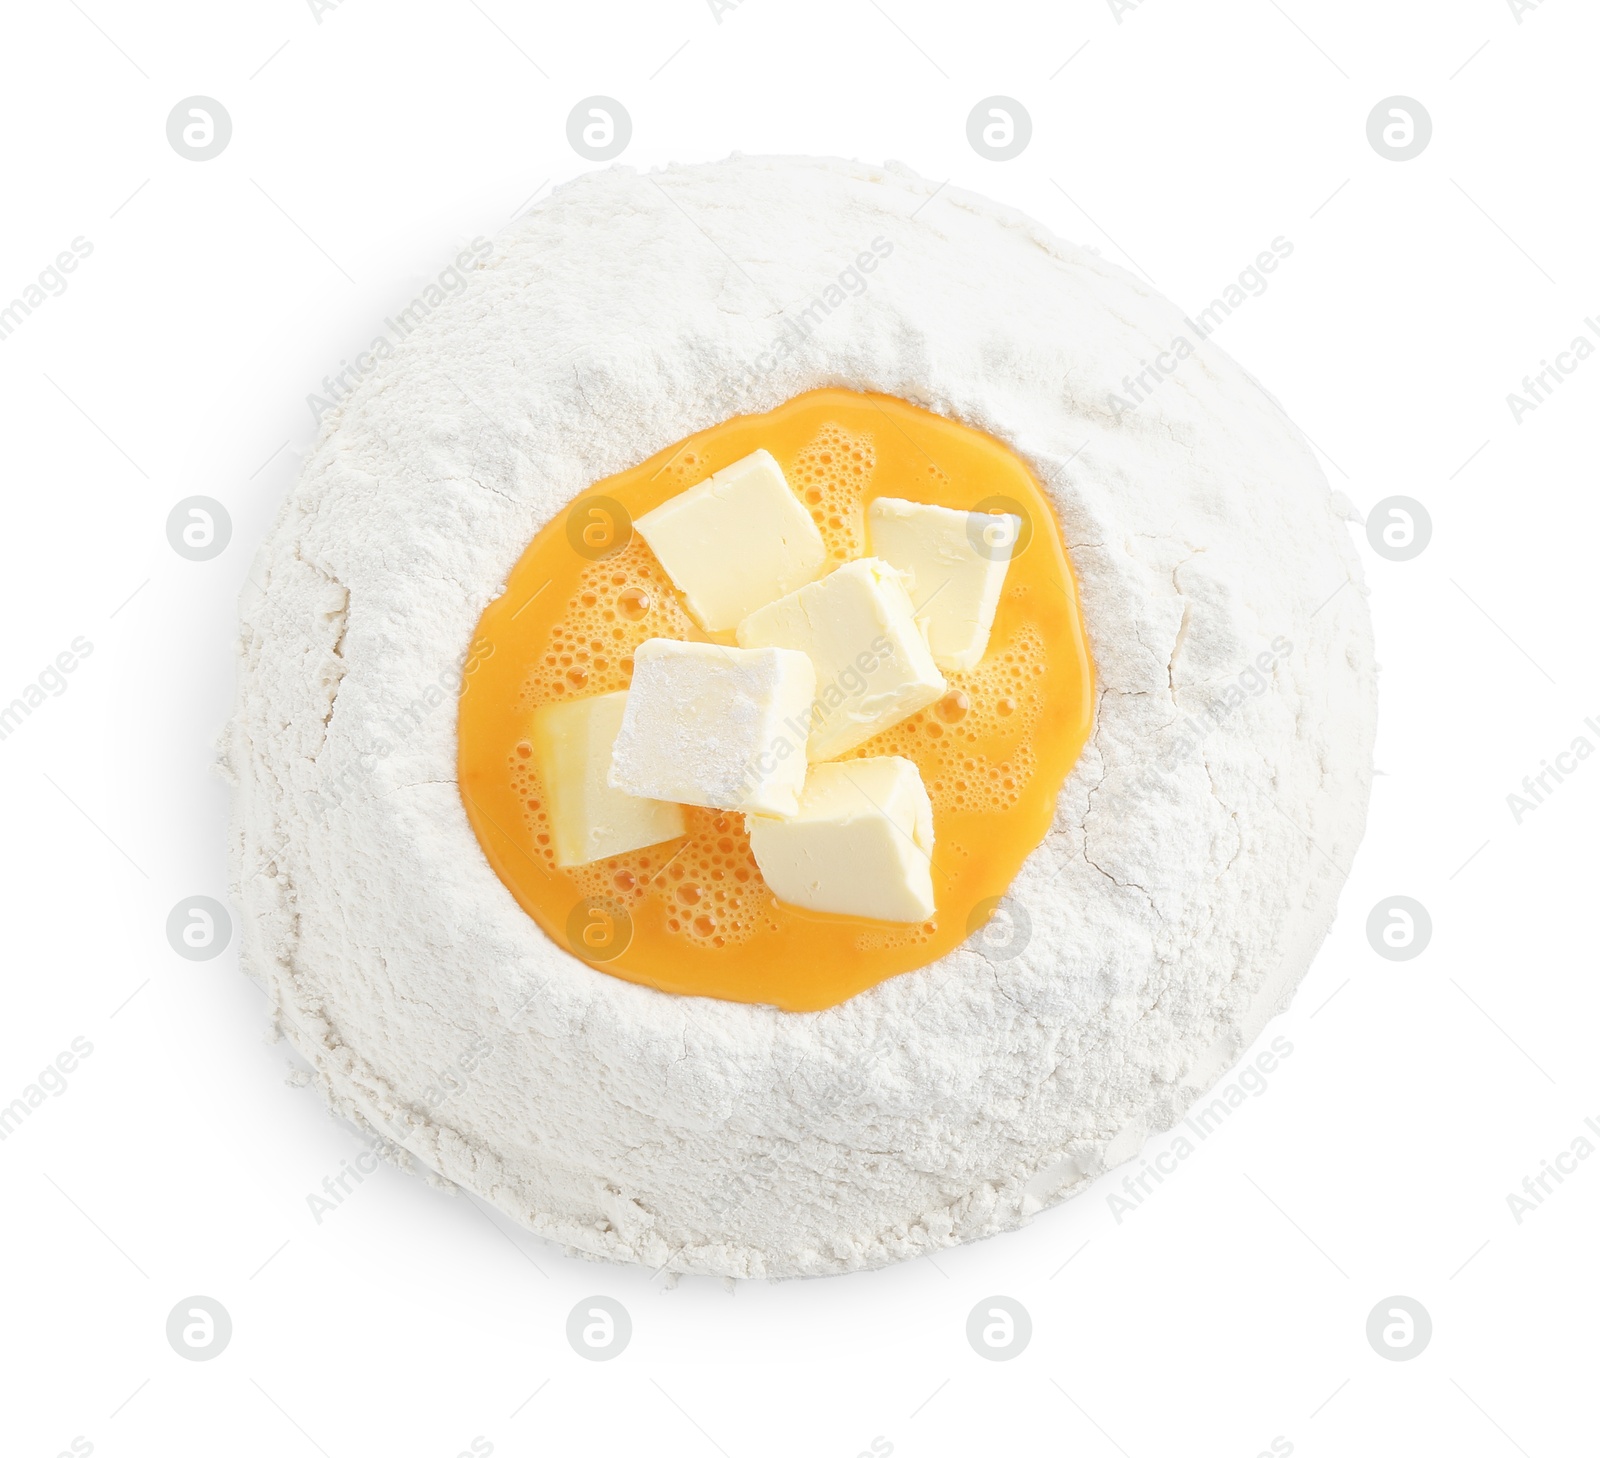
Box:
1, 1, 1595, 1454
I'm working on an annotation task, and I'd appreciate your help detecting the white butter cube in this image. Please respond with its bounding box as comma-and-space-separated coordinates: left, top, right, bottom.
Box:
867, 497, 1019, 670
532, 691, 686, 868
736, 557, 946, 761
609, 639, 816, 816
747, 756, 936, 923
634, 449, 828, 632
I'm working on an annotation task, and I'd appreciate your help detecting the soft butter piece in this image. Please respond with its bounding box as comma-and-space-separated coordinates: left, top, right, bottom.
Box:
747, 756, 936, 923
634, 449, 827, 632
609, 638, 816, 817
531, 690, 686, 868
736, 557, 946, 761
866, 497, 1019, 670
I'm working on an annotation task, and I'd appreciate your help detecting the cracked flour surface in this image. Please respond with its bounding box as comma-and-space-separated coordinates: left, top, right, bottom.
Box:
224, 157, 1375, 1278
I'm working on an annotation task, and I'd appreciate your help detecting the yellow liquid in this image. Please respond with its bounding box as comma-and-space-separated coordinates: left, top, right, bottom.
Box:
458, 390, 1095, 1011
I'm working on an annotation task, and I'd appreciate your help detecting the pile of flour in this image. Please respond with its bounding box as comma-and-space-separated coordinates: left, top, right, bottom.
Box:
225, 156, 1375, 1277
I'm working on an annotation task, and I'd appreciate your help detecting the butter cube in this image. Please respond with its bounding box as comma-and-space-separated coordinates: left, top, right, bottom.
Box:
609, 639, 816, 816
736, 558, 946, 761
531, 691, 686, 868
867, 497, 1019, 670
747, 756, 936, 922
634, 449, 828, 632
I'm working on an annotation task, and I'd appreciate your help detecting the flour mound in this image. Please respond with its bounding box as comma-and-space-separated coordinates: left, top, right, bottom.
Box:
226, 156, 1375, 1278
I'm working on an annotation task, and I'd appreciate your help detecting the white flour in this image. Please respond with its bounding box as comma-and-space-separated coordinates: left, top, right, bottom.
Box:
225, 156, 1375, 1278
